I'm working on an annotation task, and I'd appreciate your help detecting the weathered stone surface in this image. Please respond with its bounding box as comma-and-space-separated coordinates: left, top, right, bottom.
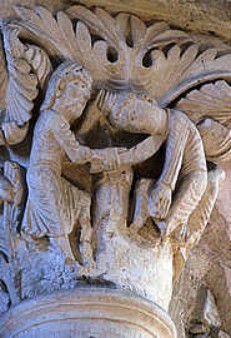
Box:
3, 0, 231, 43
0, 288, 177, 338
0, 1, 230, 337
170, 175, 231, 336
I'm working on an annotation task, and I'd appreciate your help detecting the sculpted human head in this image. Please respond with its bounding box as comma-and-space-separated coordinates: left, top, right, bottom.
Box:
41, 61, 93, 121
98, 90, 167, 135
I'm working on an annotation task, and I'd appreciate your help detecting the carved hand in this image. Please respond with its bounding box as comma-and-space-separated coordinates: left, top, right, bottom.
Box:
90, 156, 103, 174
119, 136, 165, 168
90, 148, 127, 173
149, 183, 172, 220
96, 89, 117, 116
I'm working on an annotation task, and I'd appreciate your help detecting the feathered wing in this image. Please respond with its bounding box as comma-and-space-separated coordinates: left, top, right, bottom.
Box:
0, 26, 52, 264
172, 80, 231, 164
176, 80, 231, 127
3, 25, 52, 126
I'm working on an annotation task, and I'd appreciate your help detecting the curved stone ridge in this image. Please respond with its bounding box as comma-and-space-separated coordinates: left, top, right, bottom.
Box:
0, 288, 177, 338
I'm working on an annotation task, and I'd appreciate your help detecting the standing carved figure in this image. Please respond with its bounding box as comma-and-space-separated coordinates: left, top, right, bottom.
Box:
22, 62, 97, 261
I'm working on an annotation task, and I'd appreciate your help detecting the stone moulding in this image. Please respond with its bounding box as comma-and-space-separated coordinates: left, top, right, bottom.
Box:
0, 288, 177, 338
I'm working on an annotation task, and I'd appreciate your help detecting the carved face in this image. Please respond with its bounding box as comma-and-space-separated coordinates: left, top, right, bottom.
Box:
59, 76, 91, 119
109, 95, 166, 135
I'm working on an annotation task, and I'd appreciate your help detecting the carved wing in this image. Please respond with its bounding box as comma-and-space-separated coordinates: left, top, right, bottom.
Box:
2, 25, 52, 126
170, 80, 231, 164
176, 80, 231, 127
0, 27, 52, 274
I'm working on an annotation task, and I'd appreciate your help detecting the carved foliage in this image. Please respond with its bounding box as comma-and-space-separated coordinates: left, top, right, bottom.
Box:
14, 5, 231, 107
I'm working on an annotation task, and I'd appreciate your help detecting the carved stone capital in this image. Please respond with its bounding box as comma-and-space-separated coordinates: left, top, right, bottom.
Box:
0, 288, 177, 338
0, 2, 230, 337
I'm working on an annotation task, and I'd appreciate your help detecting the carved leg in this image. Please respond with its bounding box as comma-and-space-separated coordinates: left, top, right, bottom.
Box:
186, 166, 225, 247
49, 235, 75, 261
130, 178, 154, 231
79, 206, 95, 269
92, 169, 133, 256
60, 179, 94, 264
1, 161, 25, 259
164, 171, 207, 237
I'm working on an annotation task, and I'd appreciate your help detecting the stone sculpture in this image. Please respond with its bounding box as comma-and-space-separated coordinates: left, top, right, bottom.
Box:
21, 61, 96, 264
97, 90, 207, 239
21, 61, 159, 265
0, 4, 230, 337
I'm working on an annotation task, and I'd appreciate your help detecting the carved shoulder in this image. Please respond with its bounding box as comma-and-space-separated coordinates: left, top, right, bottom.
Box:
37, 110, 63, 130
170, 109, 199, 134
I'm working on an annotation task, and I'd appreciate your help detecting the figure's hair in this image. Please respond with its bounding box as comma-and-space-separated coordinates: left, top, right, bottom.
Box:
97, 89, 158, 126
41, 61, 92, 111
97, 90, 157, 114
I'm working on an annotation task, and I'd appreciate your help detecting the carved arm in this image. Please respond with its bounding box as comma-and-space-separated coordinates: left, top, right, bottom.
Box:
90, 134, 166, 174
119, 134, 165, 168
157, 110, 189, 191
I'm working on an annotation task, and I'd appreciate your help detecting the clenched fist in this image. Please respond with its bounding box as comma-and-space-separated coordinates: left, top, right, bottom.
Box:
149, 182, 172, 220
